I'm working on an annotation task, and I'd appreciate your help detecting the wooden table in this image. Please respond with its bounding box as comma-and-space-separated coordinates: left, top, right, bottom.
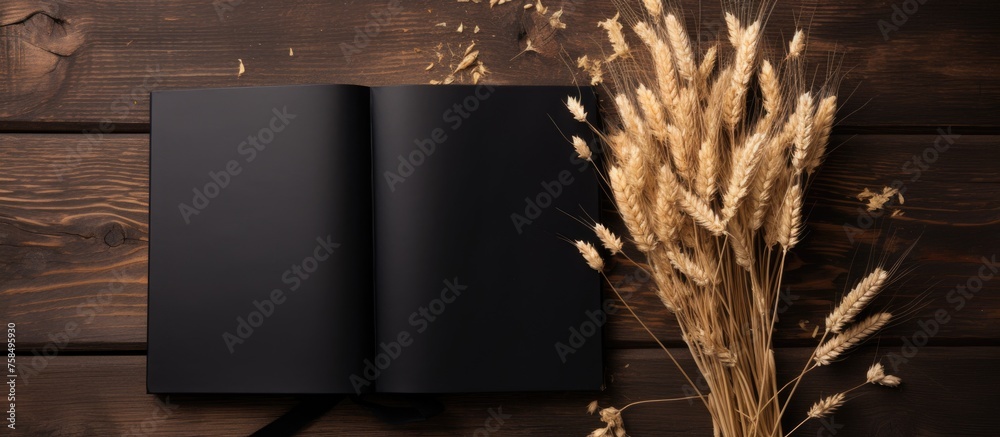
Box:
2, 1, 998, 435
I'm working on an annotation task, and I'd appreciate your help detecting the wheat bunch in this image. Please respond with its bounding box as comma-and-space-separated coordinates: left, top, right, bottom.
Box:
565, 2, 903, 436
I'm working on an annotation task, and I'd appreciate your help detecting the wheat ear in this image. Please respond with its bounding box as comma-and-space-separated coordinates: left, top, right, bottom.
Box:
634, 22, 682, 117
866, 362, 902, 387
776, 183, 803, 251
815, 313, 893, 366
609, 166, 657, 251
636, 84, 669, 141
725, 19, 761, 128
677, 186, 726, 236
665, 14, 696, 83
663, 248, 713, 286
572, 135, 593, 162
826, 267, 889, 333
791, 92, 816, 173
566, 96, 588, 122
641, 0, 662, 17
575, 240, 604, 271
599, 13, 629, 61
593, 224, 623, 255
807, 392, 845, 419
806, 95, 837, 174
759, 60, 781, 122
787, 29, 806, 59
721, 133, 766, 221
748, 133, 790, 231
652, 165, 681, 244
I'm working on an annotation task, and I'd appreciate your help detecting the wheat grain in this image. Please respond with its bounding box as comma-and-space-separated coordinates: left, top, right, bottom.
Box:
550, 9, 566, 29
880, 375, 902, 387
534, 0, 547, 14
566, 95, 588, 122
826, 267, 889, 333
454, 50, 479, 73
815, 313, 893, 366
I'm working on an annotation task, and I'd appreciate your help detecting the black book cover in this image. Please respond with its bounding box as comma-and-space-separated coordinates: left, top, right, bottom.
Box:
148, 84, 603, 394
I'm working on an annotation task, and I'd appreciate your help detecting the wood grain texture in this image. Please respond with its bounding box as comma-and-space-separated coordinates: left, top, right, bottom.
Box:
2, 1, 999, 434
0, 134, 148, 351
11, 347, 1000, 436
0, 0, 998, 128
2, 134, 997, 352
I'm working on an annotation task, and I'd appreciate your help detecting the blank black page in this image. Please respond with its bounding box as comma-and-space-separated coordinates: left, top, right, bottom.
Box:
148, 85, 373, 393
371, 85, 602, 393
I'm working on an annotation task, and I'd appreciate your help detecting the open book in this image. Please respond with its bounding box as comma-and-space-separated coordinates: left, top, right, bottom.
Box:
148, 84, 603, 394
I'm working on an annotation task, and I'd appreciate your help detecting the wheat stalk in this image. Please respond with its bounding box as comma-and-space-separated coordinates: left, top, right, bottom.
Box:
565, 4, 901, 436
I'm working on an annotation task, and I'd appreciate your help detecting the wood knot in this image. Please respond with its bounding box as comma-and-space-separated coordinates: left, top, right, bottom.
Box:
103, 223, 126, 247
0, 2, 85, 117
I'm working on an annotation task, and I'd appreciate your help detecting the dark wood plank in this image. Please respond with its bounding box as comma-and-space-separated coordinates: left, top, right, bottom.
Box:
1, 0, 998, 128
1, 133, 998, 352
10, 347, 1000, 435
0, 134, 148, 351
